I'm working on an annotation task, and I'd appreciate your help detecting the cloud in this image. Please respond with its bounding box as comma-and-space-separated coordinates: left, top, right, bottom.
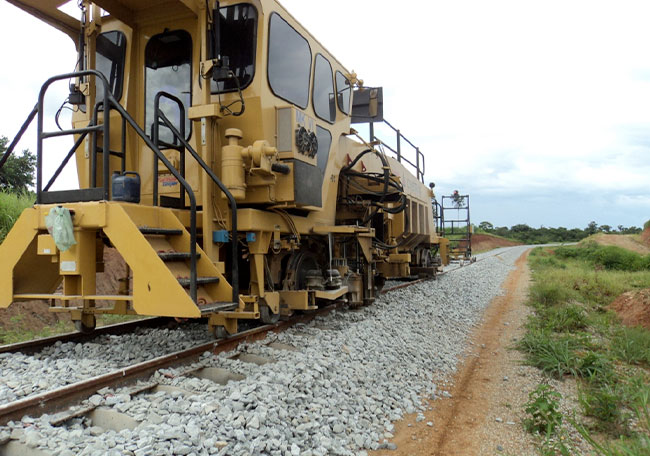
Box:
2, 0, 650, 227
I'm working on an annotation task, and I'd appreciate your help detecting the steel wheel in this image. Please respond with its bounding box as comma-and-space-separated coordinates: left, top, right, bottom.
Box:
260, 303, 280, 324
74, 316, 96, 334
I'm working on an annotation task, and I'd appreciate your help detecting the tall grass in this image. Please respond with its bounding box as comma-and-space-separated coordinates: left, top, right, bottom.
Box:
524, 244, 650, 452
555, 244, 650, 272
0, 191, 34, 243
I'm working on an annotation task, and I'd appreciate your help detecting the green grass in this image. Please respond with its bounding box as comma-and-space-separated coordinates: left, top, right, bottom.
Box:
0, 321, 74, 345
522, 244, 650, 454
609, 327, 650, 366
0, 190, 34, 243
555, 243, 650, 272
0, 314, 143, 345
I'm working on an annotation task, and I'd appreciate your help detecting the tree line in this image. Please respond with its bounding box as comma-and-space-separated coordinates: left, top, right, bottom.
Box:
476, 221, 644, 244
0, 135, 35, 193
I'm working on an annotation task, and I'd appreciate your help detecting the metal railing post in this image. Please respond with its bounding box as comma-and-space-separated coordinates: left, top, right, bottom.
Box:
396, 129, 401, 162
102, 84, 111, 200
0, 104, 38, 171
154, 96, 240, 304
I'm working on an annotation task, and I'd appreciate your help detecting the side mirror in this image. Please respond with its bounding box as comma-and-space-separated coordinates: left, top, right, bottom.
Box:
350, 87, 383, 124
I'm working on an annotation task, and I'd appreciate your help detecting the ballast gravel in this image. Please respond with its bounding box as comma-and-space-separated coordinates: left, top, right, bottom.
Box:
1, 246, 528, 456
0, 324, 213, 404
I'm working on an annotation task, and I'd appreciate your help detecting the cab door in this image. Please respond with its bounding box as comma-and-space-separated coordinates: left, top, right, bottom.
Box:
141, 27, 195, 206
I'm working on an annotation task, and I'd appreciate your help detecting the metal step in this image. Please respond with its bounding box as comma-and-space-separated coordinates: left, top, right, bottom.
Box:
177, 276, 220, 288
158, 252, 200, 261
139, 227, 183, 236
199, 302, 238, 315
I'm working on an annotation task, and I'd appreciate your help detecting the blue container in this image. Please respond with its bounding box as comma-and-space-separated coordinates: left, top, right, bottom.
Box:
112, 171, 141, 203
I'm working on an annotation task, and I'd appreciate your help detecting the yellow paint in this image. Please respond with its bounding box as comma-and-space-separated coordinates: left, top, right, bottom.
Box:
1, 0, 455, 333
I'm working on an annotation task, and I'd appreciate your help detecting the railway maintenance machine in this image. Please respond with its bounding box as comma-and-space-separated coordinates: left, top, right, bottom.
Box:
0, 0, 449, 336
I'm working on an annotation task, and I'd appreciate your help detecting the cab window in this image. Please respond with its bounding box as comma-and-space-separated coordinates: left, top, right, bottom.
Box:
211, 4, 257, 93
335, 71, 351, 115
268, 13, 312, 108
96, 31, 126, 100
313, 54, 335, 123
145, 30, 192, 144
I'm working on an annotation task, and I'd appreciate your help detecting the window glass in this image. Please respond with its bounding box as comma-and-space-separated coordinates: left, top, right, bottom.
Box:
268, 13, 311, 108
316, 126, 331, 174
313, 55, 335, 123
96, 31, 127, 100
145, 30, 192, 144
211, 4, 257, 93
335, 71, 351, 115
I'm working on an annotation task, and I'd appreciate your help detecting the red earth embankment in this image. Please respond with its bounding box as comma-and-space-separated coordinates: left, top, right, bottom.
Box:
471, 233, 521, 253
609, 289, 650, 330
0, 248, 126, 335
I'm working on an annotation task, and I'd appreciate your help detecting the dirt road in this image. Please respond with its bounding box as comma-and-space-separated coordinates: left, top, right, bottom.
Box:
372, 249, 539, 456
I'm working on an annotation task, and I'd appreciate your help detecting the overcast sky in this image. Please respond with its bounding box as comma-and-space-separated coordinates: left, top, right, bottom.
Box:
1, 0, 649, 229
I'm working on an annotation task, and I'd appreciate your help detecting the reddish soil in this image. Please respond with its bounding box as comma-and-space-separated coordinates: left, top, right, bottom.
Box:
471, 234, 521, 253
372, 250, 535, 456
609, 288, 650, 330
0, 248, 126, 334
641, 227, 650, 247
586, 233, 650, 255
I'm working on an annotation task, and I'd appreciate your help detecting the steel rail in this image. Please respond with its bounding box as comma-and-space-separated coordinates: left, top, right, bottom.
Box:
0, 317, 171, 355
381, 247, 510, 294
0, 248, 515, 425
0, 305, 340, 426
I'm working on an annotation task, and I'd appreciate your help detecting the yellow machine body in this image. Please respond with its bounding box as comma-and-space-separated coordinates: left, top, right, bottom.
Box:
0, 0, 449, 334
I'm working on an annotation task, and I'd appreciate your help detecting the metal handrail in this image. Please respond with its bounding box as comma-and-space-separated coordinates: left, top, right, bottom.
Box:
36, 71, 111, 202
33, 70, 201, 303
152, 91, 239, 303
369, 119, 425, 183
0, 104, 38, 171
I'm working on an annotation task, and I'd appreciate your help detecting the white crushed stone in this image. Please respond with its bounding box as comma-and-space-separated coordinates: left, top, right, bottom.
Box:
0, 324, 213, 404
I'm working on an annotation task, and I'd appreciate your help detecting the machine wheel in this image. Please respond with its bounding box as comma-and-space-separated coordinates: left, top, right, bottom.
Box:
260, 304, 280, 324
374, 275, 386, 294
211, 326, 228, 339
282, 251, 321, 291
74, 316, 96, 334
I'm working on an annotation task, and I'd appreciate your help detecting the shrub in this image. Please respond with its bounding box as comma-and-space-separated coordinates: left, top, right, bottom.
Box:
524, 384, 563, 435
579, 383, 622, 427
554, 246, 581, 259
591, 246, 642, 271
639, 255, 650, 271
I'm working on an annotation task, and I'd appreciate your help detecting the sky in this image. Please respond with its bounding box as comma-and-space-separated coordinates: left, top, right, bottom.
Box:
0, 0, 649, 229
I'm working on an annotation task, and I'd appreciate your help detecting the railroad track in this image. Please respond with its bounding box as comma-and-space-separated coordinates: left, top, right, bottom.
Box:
0, 317, 171, 356
0, 305, 340, 427
0, 247, 519, 454
0, 246, 527, 456
381, 245, 511, 293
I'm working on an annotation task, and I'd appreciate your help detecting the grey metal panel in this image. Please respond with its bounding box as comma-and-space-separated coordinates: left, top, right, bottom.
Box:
351, 87, 384, 124
293, 160, 323, 207
40, 187, 105, 204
